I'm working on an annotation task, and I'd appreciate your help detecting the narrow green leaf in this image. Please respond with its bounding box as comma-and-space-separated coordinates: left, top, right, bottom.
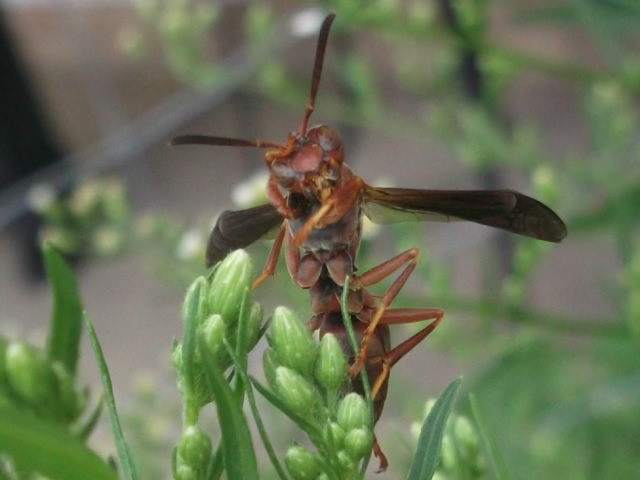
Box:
43, 242, 83, 376
0, 406, 116, 480
250, 376, 320, 435
225, 346, 289, 479
182, 277, 208, 411
407, 377, 462, 480
84, 315, 138, 480
200, 340, 258, 480
75, 395, 104, 441
469, 394, 509, 480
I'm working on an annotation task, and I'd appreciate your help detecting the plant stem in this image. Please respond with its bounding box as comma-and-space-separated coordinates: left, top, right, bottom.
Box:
437, 296, 623, 336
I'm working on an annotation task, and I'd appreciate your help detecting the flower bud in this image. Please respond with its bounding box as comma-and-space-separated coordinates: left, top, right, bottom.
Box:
337, 450, 355, 472
275, 367, 319, 417
314, 333, 347, 392
207, 250, 253, 325
171, 341, 183, 372
182, 276, 209, 327
337, 393, 369, 431
178, 425, 212, 470
344, 427, 372, 460
262, 349, 279, 390
453, 416, 479, 453
51, 363, 85, 422
175, 465, 198, 480
199, 314, 230, 368
5, 342, 56, 408
532, 165, 559, 203
284, 446, 322, 480
440, 434, 455, 470
323, 422, 345, 449
245, 302, 264, 350
269, 307, 317, 375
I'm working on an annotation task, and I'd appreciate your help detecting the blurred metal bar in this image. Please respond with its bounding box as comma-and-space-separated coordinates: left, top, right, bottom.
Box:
0, 7, 326, 230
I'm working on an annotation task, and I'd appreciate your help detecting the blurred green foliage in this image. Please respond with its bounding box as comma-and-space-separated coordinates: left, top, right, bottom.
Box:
29, 0, 640, 478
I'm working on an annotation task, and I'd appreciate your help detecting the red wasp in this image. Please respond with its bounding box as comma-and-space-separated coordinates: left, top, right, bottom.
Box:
172, 12, 566, 470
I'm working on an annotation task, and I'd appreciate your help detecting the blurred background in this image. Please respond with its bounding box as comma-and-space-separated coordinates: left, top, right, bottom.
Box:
1, 0, 639, 478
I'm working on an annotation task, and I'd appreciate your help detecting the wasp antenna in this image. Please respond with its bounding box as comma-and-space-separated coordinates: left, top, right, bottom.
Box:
169, 135, 284, 149
299, 12, 337, 135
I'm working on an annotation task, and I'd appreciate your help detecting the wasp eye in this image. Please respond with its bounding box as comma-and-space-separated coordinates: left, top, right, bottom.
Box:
317, 126, 342, 152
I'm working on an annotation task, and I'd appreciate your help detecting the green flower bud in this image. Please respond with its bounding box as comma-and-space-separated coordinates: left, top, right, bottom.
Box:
200, 314, 230, 368
314, 334, 347, 393
262, 349, 279, 390
323, 422, 346, 450
440, 434, 455, 471
344, 427, 372, 460
5, 343, 56, 408
284, 446, 322, 480
269, 307, 317, 375
246, 302, 264, 350
532, 165, 559, 203
453, 416, 479, 453
182, 276, 209, 327
51, 363, 85, 422
175, 465, 198, 480
171, 341, 183, 372
275, 367, 319, 417
178, 425, 212, 469
337, 393, 369, 431
207, 250, 253, 325
337, 450, 356, 472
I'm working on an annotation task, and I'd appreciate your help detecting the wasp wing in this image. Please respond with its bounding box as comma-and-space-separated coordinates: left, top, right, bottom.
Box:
363, 186, 567, 242
206, 203, 283, 266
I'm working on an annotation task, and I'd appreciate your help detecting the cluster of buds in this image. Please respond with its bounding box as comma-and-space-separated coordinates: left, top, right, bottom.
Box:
264, 307, 373, 479
172, 250, 263, 478
0, 336, 86, 424
28, 177, 131, 257
411, 399, 485, 480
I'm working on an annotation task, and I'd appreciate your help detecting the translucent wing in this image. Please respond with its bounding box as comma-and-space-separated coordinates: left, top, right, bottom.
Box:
206, 203, 283, 266
363, 186, 567, 242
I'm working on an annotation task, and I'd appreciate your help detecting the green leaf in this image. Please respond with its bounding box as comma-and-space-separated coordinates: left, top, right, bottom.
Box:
469, 394, 509, 480
250, 375, 320, 435
407, 377, 462, 480
75, 395, 104, 441
43, 242, 83, 377
0, 405, 116, 480
85, 315, 138, 480
200, 340, 258, 480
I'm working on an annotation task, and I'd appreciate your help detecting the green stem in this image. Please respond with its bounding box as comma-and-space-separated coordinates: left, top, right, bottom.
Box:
244, 375, 290, 479
469, 394, 509, 480
436, 297, 623, 336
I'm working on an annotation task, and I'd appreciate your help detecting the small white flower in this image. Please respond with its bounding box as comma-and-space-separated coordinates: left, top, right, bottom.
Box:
176, 228, 204, 260
231, 170, 269, 207
289, 8, 326, 38
92, 226, 123, 255
26, 183, 55, 213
